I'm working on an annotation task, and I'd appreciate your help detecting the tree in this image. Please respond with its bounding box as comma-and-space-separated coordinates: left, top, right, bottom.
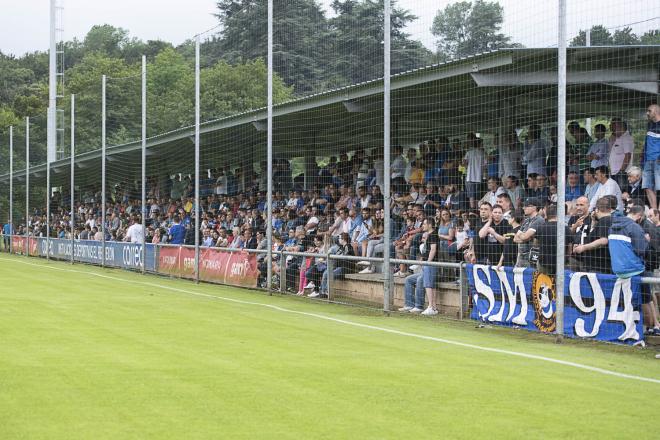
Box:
570, 25, 614, 46
0, 52, 36, 105
612, 27, 640, 45
431, 0, 516, 62
200, 58, 293, 121
146, 47, 195, 135
123, 39, 174, 65
640, 29, 660, 45
211, 0, 334, 95
570, 25, 660, 47
62, 52, 137, 152
330, 0, 432, 84
83, 25, 130, 57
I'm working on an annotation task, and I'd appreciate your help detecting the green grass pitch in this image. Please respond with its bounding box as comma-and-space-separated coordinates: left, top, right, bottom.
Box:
0, 254, 658, 439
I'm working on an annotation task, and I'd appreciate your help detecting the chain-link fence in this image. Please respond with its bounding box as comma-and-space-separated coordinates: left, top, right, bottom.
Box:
1, 0, 659, 345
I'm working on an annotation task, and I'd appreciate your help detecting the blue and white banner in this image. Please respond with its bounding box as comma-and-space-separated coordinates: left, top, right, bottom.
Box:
36, 238, 157, 272
467, 265, 644, 344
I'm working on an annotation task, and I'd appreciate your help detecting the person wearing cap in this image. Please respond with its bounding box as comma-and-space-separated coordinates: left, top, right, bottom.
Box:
513, 197, 545, 267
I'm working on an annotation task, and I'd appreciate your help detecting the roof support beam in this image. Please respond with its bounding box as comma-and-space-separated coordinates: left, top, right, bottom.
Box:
471, 68, 657, 87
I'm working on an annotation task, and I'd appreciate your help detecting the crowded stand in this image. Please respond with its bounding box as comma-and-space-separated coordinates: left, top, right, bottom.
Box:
4, 104, 660, 333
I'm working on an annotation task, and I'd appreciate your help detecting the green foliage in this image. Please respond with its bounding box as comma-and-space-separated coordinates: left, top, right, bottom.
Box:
211, 0, 336, 95
83, 25, 130, 57
0, 23, 294, 155
61, 52, 136, 151
0, 107, 20, 128
210, 0, 431, 94
330, 0, 432, 83
640, 29, 660, 45
431, 0, 517, 62
201, 58, 293, 120
146, 47, 194, 135
570, 26, 660, 47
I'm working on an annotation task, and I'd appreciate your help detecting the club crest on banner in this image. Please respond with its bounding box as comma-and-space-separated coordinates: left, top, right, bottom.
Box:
531, 271, 556, 333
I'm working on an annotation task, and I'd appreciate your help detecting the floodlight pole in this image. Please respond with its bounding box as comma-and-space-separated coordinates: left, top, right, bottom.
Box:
194, 39, 200, 283
266, 0, 274, 294
556, 0, 567, 337
383, 0, 392, 312
101, 74, 106, 267
46, 0, 57, 262
70, 94, 75, 264
25, 117, 30, 258
9, 126, 13, 253
142, 55, 147, 274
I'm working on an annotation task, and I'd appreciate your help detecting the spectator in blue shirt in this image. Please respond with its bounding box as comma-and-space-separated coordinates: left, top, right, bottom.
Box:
2, 222, 12, 250
565, 171, 584, 202
642, 104, 660, 209
168, 215, 186, 244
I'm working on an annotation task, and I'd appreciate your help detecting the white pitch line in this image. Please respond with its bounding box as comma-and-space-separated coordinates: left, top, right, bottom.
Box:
2, 256, 660, 385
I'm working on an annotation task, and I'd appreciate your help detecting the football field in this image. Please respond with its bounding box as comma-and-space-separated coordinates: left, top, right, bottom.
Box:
0, 254, 658, 439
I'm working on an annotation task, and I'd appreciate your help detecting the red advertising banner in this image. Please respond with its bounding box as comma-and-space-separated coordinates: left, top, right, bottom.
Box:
157, 246, 259, 287
11, 236, 25, 255
179, 247, 196, 279
199, 248, 231, 284
10, 236, 37, 256
157, 246, 181, 276
224, 251, 259, 288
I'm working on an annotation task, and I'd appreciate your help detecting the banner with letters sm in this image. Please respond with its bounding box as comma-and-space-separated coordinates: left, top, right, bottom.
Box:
467, 265, 644, 344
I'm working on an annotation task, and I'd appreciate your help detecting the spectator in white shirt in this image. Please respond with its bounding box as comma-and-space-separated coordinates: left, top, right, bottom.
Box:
479, 177, 506, 207
391, 145, 407, 193
498, 131, 523, 179
608, 118, 633, 188
522, 125, 549, 177
124, 216, 144, 244
590, 165, 623, 213
463, 134, 486, 209
585, 124, 609, 168
356, 185, 371, 210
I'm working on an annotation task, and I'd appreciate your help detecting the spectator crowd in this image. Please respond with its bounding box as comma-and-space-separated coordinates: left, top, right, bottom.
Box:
2, 104, 660, 333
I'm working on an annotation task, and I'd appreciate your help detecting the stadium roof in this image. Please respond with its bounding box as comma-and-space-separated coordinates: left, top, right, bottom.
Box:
3, 45, 659, 186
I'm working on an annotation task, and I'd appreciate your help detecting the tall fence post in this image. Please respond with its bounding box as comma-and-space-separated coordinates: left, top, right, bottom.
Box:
327, 255, 334, 302
459, 263, 466, 320
25, 116, 29, 257
9, 126, 13, 254
556, 0, 567, 338
46, 129, 51, 262
266, 0, 274, 295
194, 38, 201, 284
382, 0, 392, 312
70, 94, 75, 264
141, 55, 147, 275
101, 74, 106, 267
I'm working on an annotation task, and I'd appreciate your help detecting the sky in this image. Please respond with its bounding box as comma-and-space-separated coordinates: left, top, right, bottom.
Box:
0, 0, 657, 56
